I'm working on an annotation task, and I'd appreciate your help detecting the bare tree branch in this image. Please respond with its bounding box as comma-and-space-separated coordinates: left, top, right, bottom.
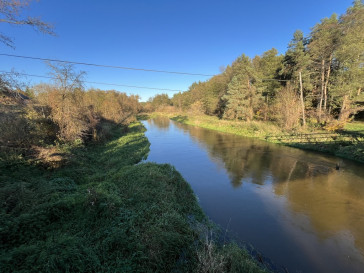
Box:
47, 62, 86, 92
0, 0, 55, 47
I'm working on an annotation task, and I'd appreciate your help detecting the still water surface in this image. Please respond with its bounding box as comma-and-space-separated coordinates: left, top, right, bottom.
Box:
142, 117, 364, 273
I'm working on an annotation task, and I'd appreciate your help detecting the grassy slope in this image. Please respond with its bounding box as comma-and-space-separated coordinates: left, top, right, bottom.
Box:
0, 122, 268, 273
343, 121, 364, 132
151, 112, 364, 163
169, 114, 283, 140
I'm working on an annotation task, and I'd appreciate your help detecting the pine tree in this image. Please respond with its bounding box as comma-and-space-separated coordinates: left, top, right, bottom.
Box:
223, 55, 262, 121
283, 30, 311, 125
253, 48, 284, 120
332, 0, 364, 121
308, 14, 339, 118
222, 78, 261, 121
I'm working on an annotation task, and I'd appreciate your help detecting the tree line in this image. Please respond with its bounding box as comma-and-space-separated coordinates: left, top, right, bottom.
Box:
148, 1, 364, 130
0, 63, 141, 157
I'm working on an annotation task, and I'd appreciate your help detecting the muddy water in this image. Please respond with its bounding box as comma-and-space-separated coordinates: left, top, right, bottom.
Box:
142, 117, 364, 273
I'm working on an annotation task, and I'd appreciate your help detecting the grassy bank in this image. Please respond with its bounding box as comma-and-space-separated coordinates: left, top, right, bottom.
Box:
0, 122, 268, 273
148, 112, 364, 163
169, 114, 284, 140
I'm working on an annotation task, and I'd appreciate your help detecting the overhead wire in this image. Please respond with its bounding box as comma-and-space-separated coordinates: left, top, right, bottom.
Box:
0, 70, 183, 92
0, 53, 292, 94
0, 53, 215, 77
0, 54, 295, 82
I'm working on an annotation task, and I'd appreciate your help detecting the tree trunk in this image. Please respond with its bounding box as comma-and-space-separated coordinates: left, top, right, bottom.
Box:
328, 95, 334, 115
299, 71, 306, 126
338, 95, 349, 121
323, 56, 332, 110
247, 78, 253, 121
339, 94, 364, 121
318, 59, 325, 121
264, 95, 268, 121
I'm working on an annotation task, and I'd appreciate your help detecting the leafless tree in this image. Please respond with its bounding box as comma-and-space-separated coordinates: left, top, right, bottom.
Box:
47, 62, 85, 92
0, 0, 55, 48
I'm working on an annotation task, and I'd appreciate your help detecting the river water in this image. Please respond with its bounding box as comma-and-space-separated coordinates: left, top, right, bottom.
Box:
142, 117, 364, 273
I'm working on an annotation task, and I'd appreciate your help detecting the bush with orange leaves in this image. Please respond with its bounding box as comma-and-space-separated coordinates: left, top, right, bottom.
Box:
32, 64, 141, 143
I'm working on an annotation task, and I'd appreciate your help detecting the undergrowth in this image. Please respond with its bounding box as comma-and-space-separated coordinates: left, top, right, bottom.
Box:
168, 114, 284, 140
0, 122, 268, 273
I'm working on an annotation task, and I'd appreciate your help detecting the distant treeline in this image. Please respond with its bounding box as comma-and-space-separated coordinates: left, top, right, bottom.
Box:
147, 1, 364, 130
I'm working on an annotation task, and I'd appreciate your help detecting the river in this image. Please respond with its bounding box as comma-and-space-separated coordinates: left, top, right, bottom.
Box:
142, 117, 364, 273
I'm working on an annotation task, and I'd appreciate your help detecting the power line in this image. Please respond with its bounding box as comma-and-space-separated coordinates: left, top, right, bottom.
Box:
0, 53, 293, 82
0, 53, 215, 77
0, 70, 183, 92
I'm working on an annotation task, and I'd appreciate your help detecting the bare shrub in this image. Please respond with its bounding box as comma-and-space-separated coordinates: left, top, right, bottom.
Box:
0, 92, 57, 158
196, 229, 226, 273
0, 110, 31, 148
1, 63, 142, 148
34, 83, 141, 143
273, 86, 302, 130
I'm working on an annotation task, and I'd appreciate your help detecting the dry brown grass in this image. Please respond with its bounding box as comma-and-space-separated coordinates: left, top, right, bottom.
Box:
32, 146, 68, 168
196, 230, 226, 273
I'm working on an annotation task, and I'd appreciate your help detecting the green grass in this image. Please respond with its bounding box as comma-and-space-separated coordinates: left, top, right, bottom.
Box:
170, 114, 283, 140
343, 121, 364, 133
150, 112, 364, 163
0, 122, 269, 273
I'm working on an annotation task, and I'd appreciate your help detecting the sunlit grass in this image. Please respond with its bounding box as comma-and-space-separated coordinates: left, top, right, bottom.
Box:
0, 121, 269, 273
344, 121, 364, 133
150, 112, 364, 163
171, 114, 283, 140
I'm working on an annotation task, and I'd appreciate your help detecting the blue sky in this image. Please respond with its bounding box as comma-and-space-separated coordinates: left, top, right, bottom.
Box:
0, 0, 355, 101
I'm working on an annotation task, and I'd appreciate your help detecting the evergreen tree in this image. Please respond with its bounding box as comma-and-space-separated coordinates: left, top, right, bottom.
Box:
255, 48, 283, 99
308, 14, 339, 118
283, 30, 311, 125
332, 0, 364, 121
200, 72, 232, 116
253, 48, 284, 120
223, 56, 261, 121
223, 75, 250, 120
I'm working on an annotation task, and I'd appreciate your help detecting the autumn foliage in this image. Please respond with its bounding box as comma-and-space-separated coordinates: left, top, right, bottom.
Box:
35, 85, 141, 142
0, 65, 141, 160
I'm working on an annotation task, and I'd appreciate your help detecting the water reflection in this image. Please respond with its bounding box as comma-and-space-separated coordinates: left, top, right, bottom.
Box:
147, 117, 171, 131
173, 120, 340, 186
144, 117, 364, 273
275, 171, 364, 255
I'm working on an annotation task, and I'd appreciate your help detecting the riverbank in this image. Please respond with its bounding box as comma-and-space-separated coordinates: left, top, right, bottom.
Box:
147, 112, 364, 163
0, 122, 269, 273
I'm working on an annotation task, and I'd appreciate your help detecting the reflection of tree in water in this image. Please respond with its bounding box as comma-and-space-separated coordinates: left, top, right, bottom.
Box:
173, 121, 341, 189
274, 165, 364, 256
171, 120, 364, 261
149, 117, 171, 130
174, 122, 276, 187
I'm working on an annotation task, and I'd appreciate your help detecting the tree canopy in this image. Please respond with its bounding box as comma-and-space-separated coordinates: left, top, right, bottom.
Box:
150, 1, 364, 130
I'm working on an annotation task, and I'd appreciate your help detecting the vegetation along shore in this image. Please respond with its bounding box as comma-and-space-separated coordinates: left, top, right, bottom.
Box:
148, 112, 364, 163
144, 1, 364, 163
1, 0, 364, 272
0, 88, 268, 272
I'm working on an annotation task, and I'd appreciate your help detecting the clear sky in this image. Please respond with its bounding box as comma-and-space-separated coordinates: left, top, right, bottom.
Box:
0, 0, 355, 101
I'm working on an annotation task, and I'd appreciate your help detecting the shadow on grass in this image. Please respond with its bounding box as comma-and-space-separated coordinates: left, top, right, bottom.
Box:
266, 131, 364, 163
287, 141, 364, 163
170, 115, 189, 123
136, 113, 150, 120
1, 121, 177, 272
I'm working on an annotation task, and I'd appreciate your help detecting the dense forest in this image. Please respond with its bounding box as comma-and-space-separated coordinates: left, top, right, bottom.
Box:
148, 1, 364, 131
